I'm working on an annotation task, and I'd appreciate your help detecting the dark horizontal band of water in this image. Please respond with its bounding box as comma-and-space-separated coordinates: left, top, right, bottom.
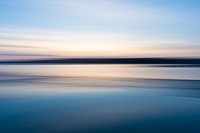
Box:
1, 58, 200, 65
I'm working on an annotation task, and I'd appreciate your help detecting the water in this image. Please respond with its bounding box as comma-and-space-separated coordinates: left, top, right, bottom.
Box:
0, 65, 200, 133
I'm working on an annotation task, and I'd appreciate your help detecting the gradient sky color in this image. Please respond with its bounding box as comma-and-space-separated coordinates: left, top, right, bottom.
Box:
0, 0, 200, 60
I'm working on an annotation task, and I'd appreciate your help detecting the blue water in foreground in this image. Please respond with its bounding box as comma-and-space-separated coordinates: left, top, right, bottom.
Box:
0, 65, 200, 133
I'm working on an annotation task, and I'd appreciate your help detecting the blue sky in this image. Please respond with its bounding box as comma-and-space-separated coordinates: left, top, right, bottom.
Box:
0, 0, 200, 60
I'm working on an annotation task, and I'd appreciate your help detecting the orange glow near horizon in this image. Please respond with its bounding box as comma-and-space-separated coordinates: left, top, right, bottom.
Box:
0, 29, 200, 60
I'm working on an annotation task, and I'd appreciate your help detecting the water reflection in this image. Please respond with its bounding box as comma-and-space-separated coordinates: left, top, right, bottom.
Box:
0, 65, 200, 133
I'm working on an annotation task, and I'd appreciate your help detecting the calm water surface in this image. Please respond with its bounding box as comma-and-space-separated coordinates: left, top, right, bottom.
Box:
0, 65, 200, 133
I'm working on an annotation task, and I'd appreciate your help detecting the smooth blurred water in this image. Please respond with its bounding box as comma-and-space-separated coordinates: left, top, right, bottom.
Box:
0, 65, 200, 133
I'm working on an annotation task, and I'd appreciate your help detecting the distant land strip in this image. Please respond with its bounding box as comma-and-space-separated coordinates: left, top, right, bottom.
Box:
1, 58, 200, 66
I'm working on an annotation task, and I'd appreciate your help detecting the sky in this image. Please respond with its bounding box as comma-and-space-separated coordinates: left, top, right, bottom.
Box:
0, 0, 200, 60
